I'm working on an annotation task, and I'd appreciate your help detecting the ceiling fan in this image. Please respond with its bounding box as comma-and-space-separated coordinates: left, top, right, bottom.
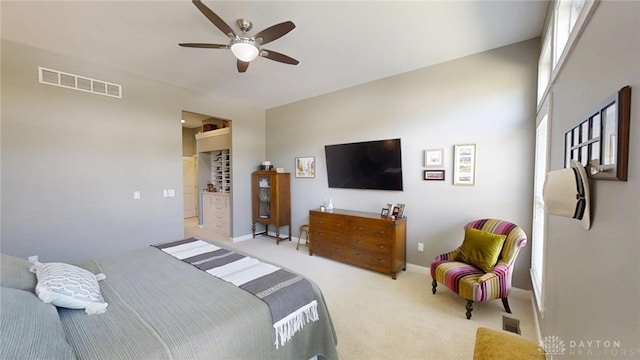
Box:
179, 0, 299, 73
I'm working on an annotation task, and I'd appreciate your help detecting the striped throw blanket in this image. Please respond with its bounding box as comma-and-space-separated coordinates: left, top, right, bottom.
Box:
153, 238, 319, 349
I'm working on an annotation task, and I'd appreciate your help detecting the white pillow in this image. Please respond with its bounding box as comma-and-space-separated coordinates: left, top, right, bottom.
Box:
29, 262, 108, 315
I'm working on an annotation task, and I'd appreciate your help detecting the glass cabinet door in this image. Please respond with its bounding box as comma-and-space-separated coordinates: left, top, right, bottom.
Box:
258, 175, 271, 218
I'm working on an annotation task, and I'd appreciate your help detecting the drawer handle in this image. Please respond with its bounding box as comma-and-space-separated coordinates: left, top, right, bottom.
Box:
334, 223, 342, 227
377, 230, 386, 235
376, 258, 385, 263
356, 227, 364, 231
318, 220, 325, 224
377, 245, 386, 249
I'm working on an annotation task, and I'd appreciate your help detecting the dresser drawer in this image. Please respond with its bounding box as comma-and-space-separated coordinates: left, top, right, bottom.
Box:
350, 235, 392, 255
212, 195, 227, 205
350, 249, 392, 272
311, 214, 348, 232
212, 212, 229, 222
312, 241, 348, 262
213, 202, 227, 211
211, 220, 229, 233
349, 221, 393, 239
311, 229, 348, 247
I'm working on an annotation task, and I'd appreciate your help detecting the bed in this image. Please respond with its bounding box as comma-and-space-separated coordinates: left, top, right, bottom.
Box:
0, 238, 339, 360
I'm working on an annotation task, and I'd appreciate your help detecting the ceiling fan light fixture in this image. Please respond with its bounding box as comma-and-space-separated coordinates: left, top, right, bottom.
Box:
230, 38, 259, 62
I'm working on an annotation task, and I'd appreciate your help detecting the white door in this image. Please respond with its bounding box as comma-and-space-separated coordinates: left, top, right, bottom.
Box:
183, 156, 197, 218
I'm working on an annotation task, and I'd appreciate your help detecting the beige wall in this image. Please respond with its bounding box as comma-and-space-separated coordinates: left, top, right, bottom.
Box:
182, 127, 197, 156
540, 1, 640, 352
0, 40, 265, 261
266, 39, 539, 290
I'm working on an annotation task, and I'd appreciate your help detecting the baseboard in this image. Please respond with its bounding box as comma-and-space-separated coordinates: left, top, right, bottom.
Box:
530, 292, 543, 344
231, 234, 254, 243
232, 232, 302, 244
406, 263, 430, 275
509, 287, 532, 300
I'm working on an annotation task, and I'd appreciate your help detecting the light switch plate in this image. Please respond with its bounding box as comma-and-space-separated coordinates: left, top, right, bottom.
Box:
133, 191, 141, 200
168, 189, 175, 197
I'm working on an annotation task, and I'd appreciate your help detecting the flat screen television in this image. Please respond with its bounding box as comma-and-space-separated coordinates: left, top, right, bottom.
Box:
324, 138, 403, 191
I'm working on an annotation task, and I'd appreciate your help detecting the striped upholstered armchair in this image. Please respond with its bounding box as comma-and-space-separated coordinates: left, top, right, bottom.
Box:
430, 219, 527, 319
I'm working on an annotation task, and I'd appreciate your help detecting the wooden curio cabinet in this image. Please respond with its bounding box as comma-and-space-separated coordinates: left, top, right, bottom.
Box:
251, 170, 291, 244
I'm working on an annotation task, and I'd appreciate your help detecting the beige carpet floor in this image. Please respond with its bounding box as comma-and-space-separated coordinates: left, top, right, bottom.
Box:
185, 218, 538, 359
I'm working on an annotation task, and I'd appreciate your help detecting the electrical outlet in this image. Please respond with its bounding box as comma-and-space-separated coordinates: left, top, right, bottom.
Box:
28, 255, 38, 263
418, 243, 424, 252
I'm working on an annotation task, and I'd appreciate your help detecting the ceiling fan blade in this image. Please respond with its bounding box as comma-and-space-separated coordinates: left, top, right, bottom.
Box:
192, 0, 236, 39
237, 60, 249, 73
260, 49, 299, 65
254, 21, 295, 45
179, 43, 228, 49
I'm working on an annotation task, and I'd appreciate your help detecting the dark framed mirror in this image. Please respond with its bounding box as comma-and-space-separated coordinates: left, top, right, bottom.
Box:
564, 86, 631, 181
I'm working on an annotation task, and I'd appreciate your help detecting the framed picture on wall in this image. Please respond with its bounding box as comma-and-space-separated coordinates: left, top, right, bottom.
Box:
295, 156, 315, 178
424, 148, 444, 168
453, 144, 476, 186
424, 170, 445, 181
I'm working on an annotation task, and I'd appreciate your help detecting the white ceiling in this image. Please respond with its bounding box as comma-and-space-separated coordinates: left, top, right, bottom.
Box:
1, 0, 548, 112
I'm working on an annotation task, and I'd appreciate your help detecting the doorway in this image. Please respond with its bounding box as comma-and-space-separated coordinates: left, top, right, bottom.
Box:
181, 110, 232, 239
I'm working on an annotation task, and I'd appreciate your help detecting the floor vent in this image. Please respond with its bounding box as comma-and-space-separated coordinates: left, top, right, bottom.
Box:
38, 66, 122, 99
503, 316, 521, 334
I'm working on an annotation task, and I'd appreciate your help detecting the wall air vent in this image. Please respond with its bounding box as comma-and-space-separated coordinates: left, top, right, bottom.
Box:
38, 66, 122, 99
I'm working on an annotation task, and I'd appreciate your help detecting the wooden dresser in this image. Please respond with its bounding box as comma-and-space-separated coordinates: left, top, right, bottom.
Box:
309, 208, 406, 279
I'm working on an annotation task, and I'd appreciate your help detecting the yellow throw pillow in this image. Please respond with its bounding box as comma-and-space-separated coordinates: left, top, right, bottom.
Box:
455, 227, 506, 272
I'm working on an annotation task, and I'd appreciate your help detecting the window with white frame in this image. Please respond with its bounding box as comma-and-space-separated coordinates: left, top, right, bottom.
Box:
531, 0, 595, 314
537, 31, 552, 105
537, 0, 597, 103
554, 0, 587, 67
531, 100, 550, 314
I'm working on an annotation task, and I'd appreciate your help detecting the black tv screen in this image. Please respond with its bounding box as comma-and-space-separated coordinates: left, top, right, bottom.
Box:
325, 138, 403, 191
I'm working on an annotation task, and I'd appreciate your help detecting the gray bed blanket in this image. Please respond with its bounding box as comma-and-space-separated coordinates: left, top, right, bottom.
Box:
59, 242, 338, 360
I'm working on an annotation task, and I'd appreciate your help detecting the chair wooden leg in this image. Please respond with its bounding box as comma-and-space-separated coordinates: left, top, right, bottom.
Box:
502, 297, 512, 313
466, 300, 473, 319
431, 279, 437, 294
